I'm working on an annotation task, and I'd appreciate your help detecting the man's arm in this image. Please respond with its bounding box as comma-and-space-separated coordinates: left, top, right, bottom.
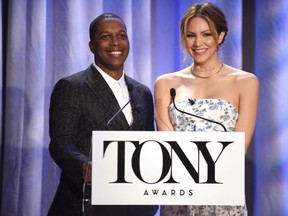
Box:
49, 78, 88, 187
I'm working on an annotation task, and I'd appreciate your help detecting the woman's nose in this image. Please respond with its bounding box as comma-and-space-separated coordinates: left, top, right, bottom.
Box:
194, 36, 202, 46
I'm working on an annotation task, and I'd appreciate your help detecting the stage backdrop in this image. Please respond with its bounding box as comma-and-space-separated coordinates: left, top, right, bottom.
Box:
0, 0, 287, 215
254, 0, 288, 215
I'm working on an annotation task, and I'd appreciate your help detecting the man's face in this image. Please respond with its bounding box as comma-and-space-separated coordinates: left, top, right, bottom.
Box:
89, 18, 129, 78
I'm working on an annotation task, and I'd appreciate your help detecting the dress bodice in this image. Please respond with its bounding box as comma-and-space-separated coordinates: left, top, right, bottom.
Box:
169, 99, 238, 132
163, 99, 247, 216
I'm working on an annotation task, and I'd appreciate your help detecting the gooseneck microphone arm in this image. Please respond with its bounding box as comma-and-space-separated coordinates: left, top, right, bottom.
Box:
107, 99, 131, 126
107, 84, 134, 126
170, 88, 227, 132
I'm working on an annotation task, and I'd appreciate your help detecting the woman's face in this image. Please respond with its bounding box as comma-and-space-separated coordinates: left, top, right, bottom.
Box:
184, 16, 223, 64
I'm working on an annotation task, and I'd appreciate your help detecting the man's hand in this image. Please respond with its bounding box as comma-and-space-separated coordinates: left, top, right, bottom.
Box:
82, 162, 92, 182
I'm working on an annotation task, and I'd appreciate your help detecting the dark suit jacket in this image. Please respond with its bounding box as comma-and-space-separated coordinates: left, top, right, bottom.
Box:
48, 65, 158, 216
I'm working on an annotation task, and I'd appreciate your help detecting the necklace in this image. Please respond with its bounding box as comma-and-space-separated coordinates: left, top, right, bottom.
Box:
191, 62, 224, 79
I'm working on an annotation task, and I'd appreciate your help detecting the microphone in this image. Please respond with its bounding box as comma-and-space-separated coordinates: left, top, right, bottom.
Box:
82, 84, 134, 213
107, 84, 134, 126
188, 99, 195, 105
132, 105, 142, 113
170, 88, 227, 132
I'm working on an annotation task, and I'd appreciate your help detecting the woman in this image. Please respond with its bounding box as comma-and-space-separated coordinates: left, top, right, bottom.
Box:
154, 2, 259, 216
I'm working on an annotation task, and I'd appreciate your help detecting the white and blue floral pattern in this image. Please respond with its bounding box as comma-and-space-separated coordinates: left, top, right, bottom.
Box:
161, 99, 247, 216
169, 99, 238, 132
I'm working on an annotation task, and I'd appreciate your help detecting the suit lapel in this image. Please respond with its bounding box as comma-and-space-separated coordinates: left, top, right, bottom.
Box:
84, 65, 129, 129
125, 76, 143, 130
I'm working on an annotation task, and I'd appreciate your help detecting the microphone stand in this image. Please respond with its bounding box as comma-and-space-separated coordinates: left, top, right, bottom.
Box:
82, 150, 92, 215
82, 84, 134, 215
170, 88, 227, 132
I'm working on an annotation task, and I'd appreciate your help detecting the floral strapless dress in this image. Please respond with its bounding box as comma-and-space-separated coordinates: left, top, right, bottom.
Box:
160, 99, 247, 216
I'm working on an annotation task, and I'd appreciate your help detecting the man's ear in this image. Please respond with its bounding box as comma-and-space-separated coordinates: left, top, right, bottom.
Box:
89, 41, 95, 54
218, 31, 225, 45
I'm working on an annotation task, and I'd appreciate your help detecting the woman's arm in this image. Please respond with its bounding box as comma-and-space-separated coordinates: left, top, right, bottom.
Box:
154, 75, 175, 131
235, 73, 259, 152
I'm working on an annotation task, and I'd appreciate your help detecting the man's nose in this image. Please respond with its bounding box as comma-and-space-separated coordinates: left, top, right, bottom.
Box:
109, 36, 120, 45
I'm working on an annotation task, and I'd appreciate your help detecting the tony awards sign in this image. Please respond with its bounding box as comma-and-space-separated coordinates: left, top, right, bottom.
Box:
91, 131, 245, 205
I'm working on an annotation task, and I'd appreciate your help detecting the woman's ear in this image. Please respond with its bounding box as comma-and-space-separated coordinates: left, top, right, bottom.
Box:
218, 31, 226, 45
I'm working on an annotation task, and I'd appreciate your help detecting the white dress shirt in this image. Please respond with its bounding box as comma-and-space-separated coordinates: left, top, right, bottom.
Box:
94, 64, 133, 125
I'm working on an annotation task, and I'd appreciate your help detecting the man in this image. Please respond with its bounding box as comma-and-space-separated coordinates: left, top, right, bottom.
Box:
48, 13, 158, 216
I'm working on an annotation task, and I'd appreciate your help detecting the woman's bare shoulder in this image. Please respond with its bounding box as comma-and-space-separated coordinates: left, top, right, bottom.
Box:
155, 68, 189, 84
226, 65, 259, 83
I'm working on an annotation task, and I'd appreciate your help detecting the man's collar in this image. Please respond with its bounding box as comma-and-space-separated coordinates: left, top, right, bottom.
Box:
93, 63, 126, 88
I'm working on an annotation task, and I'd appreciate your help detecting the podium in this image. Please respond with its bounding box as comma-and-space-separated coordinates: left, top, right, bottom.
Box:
89, 131, 245, 206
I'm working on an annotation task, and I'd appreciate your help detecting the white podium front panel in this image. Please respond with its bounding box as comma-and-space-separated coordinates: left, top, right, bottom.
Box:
91, 131, 245, 205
